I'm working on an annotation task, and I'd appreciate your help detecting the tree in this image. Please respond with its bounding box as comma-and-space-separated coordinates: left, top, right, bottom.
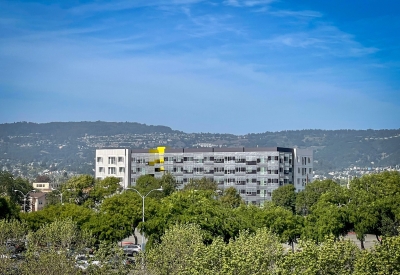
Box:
183, 177, 218, 191
135, 175, 164, 199
258, 205, 303, 252
302, 189, 352, 242
0, 171, 32, 211
0, 219, 29, 273
90, 176, 122, 204
0, 196, 20, 219
221, 228, 284, 275
272, 184, 296, 213
83, 191, 142, 243
348, 172, 400, 248
354, 235, 400, 275
145, 223, 205, 275
20, 203, 94, 231
159, 173, 178, 196
276, 236, 359, 275
18, 218, 92, 275
62, 175, 95, 205
219, 187, 244, 208
295, 179, 340, 215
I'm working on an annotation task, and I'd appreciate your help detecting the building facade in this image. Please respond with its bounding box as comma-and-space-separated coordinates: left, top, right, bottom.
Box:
95, 147, 313, 205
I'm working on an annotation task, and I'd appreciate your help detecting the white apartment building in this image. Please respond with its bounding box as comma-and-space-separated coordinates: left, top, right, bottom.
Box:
95, 146, 313, 204
95, 148, 131, 189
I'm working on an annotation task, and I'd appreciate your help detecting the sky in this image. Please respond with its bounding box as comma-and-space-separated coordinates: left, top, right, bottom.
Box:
0, 0, 399, 134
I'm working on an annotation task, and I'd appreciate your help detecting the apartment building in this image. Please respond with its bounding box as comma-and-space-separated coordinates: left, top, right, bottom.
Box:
95, 148, 131, 187
95, 147, 313, 205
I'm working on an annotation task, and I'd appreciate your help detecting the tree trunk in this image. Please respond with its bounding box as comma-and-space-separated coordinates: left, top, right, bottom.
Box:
375, 234, 382, 244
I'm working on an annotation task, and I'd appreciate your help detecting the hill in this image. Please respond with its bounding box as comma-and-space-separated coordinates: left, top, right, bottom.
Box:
0, 122, 399, 177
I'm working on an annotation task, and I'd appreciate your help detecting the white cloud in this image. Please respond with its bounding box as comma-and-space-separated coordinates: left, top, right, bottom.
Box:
223, 0, 274, 7
268, 9, 322, 18
263, 25, 379, 57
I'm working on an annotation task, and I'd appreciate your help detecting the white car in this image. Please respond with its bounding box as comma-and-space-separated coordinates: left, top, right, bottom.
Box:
75, 254, 101, 271
122, 244, 141, 256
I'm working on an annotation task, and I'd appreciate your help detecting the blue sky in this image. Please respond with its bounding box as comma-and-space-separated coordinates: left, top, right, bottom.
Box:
0, 0, 399, 134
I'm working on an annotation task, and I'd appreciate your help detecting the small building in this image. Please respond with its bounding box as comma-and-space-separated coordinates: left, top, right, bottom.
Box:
29, 192, 47, 212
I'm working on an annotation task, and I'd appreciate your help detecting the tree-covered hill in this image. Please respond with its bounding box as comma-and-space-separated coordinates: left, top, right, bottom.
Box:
0, 122, 399, 176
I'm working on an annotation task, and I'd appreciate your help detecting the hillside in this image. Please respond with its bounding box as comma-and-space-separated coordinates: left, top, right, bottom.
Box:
0, 122, 399, 177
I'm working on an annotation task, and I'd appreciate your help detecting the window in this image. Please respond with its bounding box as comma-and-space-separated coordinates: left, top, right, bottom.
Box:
97, 157, 103, 163
119, 167, 125, 173
118, 157, 124, 162
183, 166, 193, 174
98, 167, 104, 173
108, 157, 116, 164
225, 166, 235, 174
235, 167, 246, 173
309, 168, 312, 173
108, 167, 116, 174
194, 167, 203, 174
215, 167, 224, 173
246, 188, 256, 196
308, 157, 311, 164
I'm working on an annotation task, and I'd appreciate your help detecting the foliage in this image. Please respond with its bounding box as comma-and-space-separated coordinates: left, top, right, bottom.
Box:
295, 179, 341, 215
89, 176, 122, 204
258, 205, 303, 250
183, 177, 218, 191
272, 184, 297, 213
348, 171, 400, 248
354, 235, 400, 275
145, 223, 205, 275
145, 224, 284, 275
276, 236, 359, 275
219, 187, 244, 208
82, 191, 141, 243
20, 203, 94, 231
0, 196, 20, 219
0, 170, 32, 212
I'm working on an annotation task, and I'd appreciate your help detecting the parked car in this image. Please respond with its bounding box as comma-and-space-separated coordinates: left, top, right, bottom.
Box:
122, 244, 141, 256
75, 254, 101, 271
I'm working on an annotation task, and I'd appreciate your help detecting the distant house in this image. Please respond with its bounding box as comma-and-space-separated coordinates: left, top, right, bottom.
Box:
33, 182, 61, 192
29, 192, 47, 212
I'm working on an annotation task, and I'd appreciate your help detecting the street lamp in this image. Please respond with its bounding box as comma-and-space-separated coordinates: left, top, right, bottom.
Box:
125, 186, 163, 250
14, 189, 32, 213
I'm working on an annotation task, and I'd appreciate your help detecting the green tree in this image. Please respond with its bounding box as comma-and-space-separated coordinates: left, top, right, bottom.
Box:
0, 171, 32, 211
258, 205, 303, 251
62, 175, 95, 205
159, 173, 178, 196
219, 187, 244, 208
83, 191, 142, 243
183, 177, 218, 191
354, 235, 400, 275
221, 228, 284, 275
145, 223, 205, 275
89, 176, 122, 204
272, 184, 297, 213
348, 172, 400, 248
276, 236, 359, 275
302, 188, 352, 242
295, 179, 340, 215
